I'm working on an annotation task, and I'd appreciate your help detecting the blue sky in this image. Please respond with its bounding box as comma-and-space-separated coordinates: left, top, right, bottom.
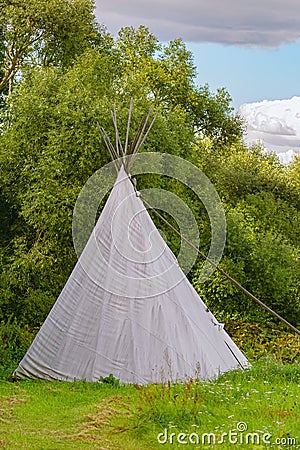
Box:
187, 41, 300, 109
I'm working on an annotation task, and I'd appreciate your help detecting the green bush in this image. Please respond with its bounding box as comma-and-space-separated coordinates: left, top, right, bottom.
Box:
0, 317, 35, 377
193, 205, 300, 325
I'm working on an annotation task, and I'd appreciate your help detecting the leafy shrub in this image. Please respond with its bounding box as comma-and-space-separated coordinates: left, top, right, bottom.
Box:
226, 320, 300, 364
99, 374, 120, 387
193, 206, 300, 325
0, 317, 35, 377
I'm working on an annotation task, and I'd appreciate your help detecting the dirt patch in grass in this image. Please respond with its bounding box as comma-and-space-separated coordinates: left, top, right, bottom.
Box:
0, 395, 26, 423
66, 395, 132, 448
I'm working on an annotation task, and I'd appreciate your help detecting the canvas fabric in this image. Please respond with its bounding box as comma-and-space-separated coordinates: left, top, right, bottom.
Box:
14, 166, 249, 383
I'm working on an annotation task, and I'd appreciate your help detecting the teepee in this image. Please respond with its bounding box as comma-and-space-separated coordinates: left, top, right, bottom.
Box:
13, 104, 249, 384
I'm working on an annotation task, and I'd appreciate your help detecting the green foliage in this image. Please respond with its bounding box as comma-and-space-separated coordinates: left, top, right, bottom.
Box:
226, 320, 300, 364
193, 206, 300, 325
99, 374, 120, 387
287, 155, 300, 205
196, 142, 285, 201
114, 26, 242, 147
191, 139, 300, 325
0, 0, 103, 92
0, 27, 7, 107
192, 85, 245, 146
0, 317, 35, 376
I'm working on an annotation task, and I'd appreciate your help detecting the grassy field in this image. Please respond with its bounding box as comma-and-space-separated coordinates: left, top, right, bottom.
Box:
0, 359, 299, 449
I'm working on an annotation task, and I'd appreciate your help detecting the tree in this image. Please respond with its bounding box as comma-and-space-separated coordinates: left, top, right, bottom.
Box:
191, 139, 300, 325
193, 206, 300, 325
287, 154, 300, 206
191, 85, 245, 146
0, 0, 102, 93
114, 27, 243, 147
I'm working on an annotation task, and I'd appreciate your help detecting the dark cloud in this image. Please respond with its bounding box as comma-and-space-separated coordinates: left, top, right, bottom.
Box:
95, 0, 300, 47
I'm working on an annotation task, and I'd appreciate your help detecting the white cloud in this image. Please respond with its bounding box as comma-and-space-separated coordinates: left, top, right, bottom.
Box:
239, 97, 300, 163
95, 0, 300, 47
277, 149, 296, 165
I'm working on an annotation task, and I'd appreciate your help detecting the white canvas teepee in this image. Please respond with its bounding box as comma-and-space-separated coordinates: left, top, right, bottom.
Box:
13, 106, 249, 384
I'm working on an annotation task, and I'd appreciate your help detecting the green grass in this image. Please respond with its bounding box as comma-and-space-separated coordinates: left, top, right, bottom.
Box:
1, 359, 299, 449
